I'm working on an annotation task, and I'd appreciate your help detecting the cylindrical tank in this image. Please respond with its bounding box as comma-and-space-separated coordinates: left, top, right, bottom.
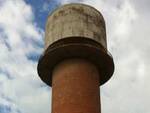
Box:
38, 3, 114, 86
44, 3, 107, 50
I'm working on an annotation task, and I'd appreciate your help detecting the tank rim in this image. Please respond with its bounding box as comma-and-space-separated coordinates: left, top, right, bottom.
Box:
38, 37, 114, 87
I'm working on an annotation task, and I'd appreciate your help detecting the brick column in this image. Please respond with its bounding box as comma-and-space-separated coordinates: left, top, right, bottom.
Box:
52, 59, 101, 113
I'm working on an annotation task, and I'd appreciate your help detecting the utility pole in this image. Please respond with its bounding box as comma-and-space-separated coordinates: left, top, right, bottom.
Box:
38, 3, 114, 113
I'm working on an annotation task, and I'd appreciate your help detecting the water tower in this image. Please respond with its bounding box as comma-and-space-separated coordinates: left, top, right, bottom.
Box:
38, 3, 114, 113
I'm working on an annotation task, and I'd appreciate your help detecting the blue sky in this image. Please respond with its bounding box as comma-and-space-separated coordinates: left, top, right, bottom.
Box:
0, 0, 150, 113
25, 0, 60, 29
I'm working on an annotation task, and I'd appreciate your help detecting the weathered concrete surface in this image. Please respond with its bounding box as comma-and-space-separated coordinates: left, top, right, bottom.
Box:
45, 3, 107, 50
52, 59, 101, 113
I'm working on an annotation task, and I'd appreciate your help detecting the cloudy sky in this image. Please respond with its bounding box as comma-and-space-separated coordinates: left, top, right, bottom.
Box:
0, 0, 149, 113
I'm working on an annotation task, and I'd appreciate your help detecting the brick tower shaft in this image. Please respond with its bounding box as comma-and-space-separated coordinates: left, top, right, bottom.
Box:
52, 59, 101, 113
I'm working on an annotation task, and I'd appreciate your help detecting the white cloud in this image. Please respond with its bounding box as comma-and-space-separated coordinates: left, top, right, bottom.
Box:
0, 0, 50, 113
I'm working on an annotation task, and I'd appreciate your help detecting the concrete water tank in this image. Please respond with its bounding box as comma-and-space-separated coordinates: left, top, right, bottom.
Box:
38, 3, 114, 86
